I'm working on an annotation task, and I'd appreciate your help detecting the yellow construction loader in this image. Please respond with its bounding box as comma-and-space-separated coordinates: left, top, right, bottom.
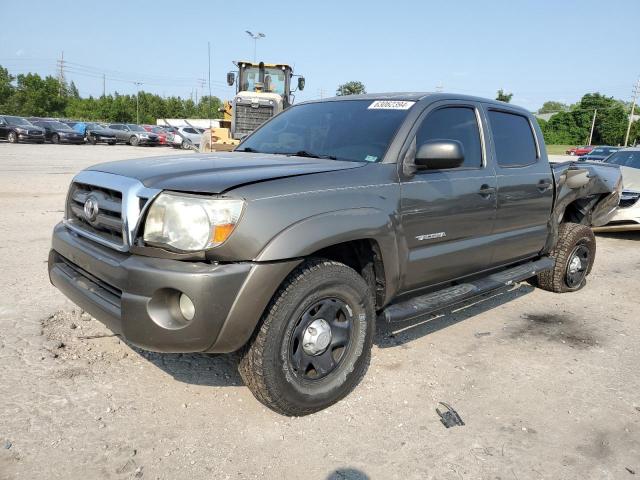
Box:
200, 61, 305, 152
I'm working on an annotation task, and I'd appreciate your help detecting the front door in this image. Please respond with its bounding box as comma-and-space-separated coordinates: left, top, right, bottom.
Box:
399, 102, 498, 291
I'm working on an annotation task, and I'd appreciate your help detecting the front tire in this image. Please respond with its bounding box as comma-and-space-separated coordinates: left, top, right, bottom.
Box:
536, 223, 595, 293
8, 131, 18, 143
239, 259, 375, 416
129, 135, 139, 146
51, 133, 60, 144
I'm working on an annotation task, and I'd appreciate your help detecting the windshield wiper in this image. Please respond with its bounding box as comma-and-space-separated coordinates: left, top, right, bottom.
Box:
236, 147, 260, 153
277, 150, 338, 160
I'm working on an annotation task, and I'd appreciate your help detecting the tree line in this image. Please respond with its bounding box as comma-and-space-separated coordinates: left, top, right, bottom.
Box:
0, 65, 223, 125
1, 66, 638, 145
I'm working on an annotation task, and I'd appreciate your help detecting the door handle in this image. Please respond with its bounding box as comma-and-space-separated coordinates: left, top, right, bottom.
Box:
478, 184, 496, 197
537, 179, 552, 192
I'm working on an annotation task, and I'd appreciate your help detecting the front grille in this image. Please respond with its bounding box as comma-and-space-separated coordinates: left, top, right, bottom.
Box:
235, 104, 274, 136
67, 182, 124, 247
619, 191, 640, 209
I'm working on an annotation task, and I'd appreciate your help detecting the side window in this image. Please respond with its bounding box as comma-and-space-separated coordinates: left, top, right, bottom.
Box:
415, 107, 483, 169
488, 110, 537, 167
184, 128, 196, 134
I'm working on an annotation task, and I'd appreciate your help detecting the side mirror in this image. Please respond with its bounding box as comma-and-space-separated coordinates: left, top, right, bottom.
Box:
415, 140, 464, 170
297, 76, 305, 91
227, 72, 235, 86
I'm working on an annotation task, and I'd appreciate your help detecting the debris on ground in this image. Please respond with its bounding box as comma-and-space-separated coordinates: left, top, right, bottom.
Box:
436, 402, 465, 428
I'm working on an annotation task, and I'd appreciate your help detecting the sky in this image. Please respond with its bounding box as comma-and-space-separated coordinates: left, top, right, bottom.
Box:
0, 0, 638, 112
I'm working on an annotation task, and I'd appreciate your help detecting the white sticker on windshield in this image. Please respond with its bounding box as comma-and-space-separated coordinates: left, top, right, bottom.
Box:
364, 155, 378, 162
368, 100, 415, 110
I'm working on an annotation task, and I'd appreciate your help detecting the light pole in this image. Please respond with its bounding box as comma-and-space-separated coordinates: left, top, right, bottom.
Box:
134, 82, 142, 124
245, 31, 265, 62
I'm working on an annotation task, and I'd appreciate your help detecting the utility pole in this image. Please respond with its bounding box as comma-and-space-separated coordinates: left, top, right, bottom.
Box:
134, 82, 142, 124
318, 88, 326, 99
196, 77, 206, 104
587, 108, 597, 146
57, 51, 66, 96
102, 73, 106, 97
624, 78, 640, 147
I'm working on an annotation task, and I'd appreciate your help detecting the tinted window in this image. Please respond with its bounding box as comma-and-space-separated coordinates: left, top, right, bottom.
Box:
415, 107, 482, 168
183, 128, 197, 134
488, 111, 537, 167
605, 151, 640, 169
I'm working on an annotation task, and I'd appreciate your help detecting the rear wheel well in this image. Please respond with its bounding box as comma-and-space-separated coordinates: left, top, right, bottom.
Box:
562, 195, 603, 225
309, 239, 386, 309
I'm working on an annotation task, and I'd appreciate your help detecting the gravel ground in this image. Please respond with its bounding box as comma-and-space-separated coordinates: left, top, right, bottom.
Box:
0, 143, 639, 480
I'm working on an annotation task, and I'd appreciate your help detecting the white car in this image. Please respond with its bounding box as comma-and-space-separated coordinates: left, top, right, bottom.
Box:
593, 147, 640, 232
171, 126, 205, 149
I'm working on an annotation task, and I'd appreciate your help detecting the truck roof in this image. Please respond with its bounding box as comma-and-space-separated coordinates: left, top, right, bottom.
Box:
303, 92, 532, 115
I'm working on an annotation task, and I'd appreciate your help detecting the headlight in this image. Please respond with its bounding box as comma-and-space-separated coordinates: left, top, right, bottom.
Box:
143, 193, 244, 251
16, 127, 28, 133
140, 133, 149, 138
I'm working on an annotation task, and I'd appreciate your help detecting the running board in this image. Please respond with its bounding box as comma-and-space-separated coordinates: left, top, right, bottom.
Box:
382, 257, 554, 323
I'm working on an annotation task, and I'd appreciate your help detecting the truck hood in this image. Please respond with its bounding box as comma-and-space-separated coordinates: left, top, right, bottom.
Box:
87, 151, 365, 193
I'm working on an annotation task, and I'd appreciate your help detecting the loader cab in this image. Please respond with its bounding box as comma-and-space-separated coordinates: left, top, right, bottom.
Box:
226, 61, 305, 140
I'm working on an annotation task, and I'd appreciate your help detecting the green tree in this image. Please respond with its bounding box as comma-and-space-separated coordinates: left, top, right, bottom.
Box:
336, 81, 366, 96
538, 101, 568, 114
0, 66, 15, 112
496, 89, 513, 103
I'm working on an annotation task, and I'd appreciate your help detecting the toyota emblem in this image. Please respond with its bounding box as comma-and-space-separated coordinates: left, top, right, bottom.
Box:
83, 196, 99, 222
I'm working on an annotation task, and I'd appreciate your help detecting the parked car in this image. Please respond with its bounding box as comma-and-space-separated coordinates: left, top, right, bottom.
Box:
78, 123, 118, 145
578, 146, 621, 162
108, 124, 160, 146
31, 119, 85, 144
593, 147, 640, 231
171, 126, 204, 149
0, 115, 45, 143
143, 125, 171, 145
48, 93, 622, 416
566, 145, 594, 156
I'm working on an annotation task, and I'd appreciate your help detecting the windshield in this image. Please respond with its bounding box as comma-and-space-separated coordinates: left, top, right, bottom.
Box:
127, 124, 146, 132
604, 151, 640, 169
5, 116, 32, 126
590, 148, 617, 155
237, 100, 413, 162
240, 66, 287, 95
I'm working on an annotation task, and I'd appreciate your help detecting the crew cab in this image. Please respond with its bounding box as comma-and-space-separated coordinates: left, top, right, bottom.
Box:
48, 93, 622, 416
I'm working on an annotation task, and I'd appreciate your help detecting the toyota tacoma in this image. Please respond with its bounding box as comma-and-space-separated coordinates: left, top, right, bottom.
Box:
48, 93, 622, 416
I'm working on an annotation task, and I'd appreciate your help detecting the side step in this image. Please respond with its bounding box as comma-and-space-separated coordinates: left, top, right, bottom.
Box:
382, 257, 554, 323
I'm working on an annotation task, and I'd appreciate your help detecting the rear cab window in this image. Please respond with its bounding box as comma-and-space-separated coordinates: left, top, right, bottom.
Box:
488, 110, 538, 167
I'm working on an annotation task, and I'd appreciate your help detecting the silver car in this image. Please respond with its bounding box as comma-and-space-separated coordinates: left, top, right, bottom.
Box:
108, 124, 160, 146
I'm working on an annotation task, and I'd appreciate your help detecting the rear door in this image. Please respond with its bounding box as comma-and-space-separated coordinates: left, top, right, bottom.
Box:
484, 107, 554, 265
399, 101, 498, 291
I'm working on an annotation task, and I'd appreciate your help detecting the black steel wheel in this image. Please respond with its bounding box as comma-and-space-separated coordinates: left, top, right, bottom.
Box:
239, 259, 375, 416
536, 222, 595, 293
289, 297, 352, 381
565, 244, 590, 288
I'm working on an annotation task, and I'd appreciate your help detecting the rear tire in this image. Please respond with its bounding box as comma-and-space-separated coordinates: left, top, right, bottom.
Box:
536, 222, 595, 293
239, 259, 375, 416
8, 131, 18, 143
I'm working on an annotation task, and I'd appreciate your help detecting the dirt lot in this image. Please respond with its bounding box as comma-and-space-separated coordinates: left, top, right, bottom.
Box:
1, 143, 639, 480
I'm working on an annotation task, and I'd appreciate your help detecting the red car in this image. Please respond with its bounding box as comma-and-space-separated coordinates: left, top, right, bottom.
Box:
566, 145, 594, 156
143, 125, 171, 145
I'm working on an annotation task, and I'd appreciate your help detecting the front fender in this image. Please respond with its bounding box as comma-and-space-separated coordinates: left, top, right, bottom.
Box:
255, 208, 401, 303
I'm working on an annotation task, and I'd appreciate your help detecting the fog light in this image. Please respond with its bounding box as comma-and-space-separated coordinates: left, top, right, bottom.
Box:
179, 294, 195, 321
